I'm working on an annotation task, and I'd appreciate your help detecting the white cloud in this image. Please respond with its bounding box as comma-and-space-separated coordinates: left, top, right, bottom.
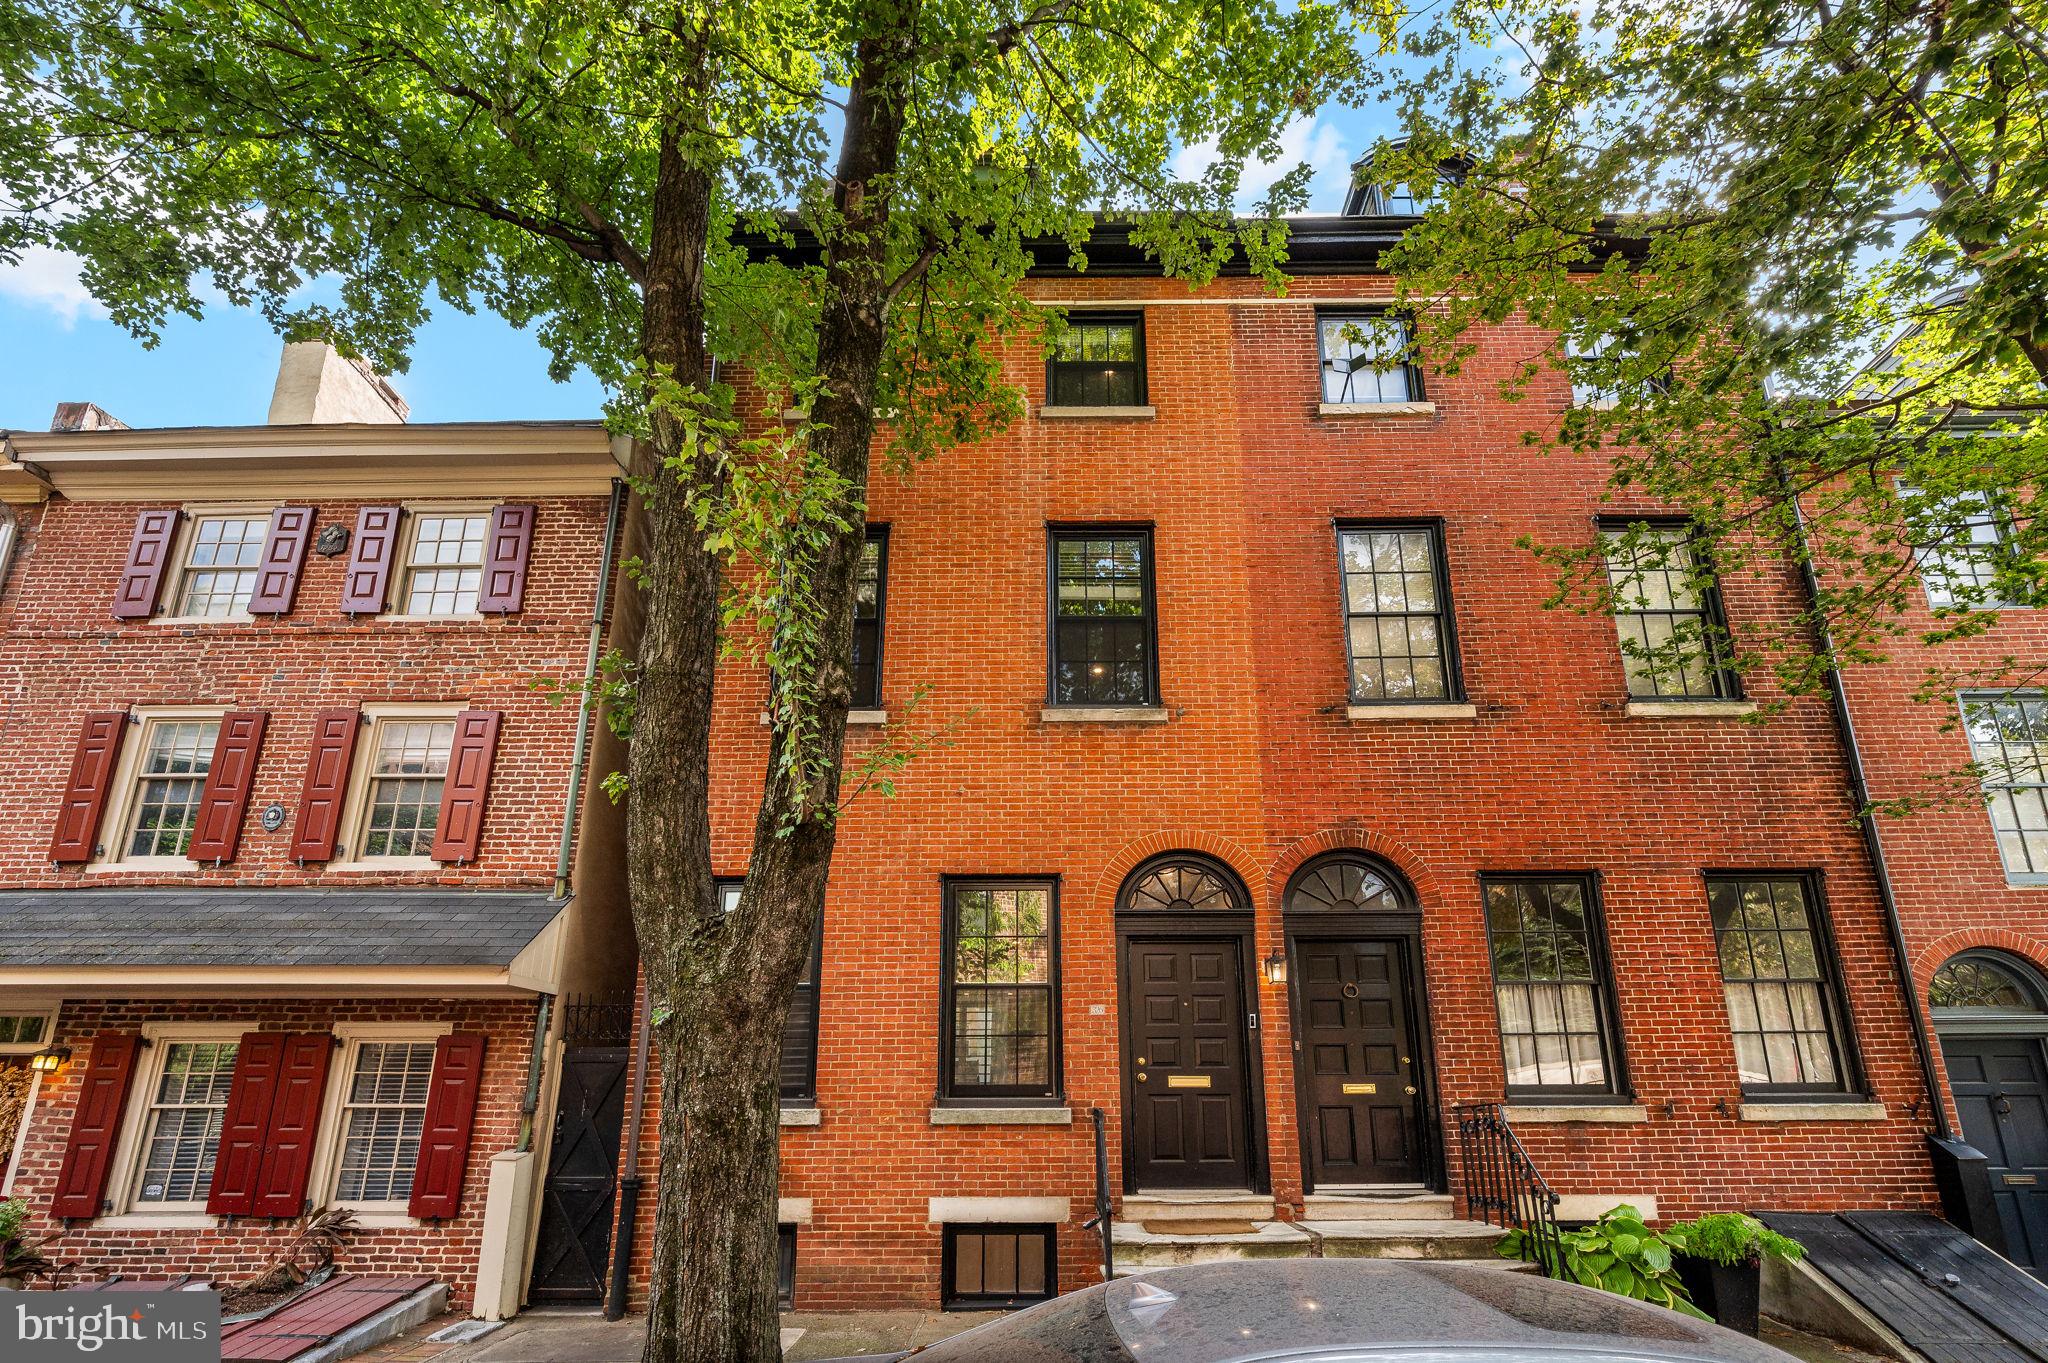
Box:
1173, 116, 1352, 211
0, 245, 106, 326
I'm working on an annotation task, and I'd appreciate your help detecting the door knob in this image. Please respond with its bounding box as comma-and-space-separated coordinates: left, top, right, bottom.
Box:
1137, 1056, 1148, 1066
1404, 1085, 1417, 1095
1137, 1071, 1149, 1082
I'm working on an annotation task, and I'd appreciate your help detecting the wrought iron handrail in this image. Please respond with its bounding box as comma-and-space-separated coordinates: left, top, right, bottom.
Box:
1080, 1106, 1115, 1282
1452, 1101, 1564, 1278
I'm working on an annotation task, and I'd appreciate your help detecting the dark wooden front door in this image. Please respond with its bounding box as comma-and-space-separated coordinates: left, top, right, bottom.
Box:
1124, 938, 1254, 1190
1295, 939, 1424, 1187
528, 1045, 628, 1301
1946, 1034, 2048, 1272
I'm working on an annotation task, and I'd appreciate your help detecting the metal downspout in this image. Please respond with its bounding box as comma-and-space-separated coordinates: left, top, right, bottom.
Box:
1776, 462, 1954, 1142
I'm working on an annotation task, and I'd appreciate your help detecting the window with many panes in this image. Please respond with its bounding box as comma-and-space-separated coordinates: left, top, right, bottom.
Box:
943, 1224, 1056, 1308
718, 881, 822, 1103
1047, 314, 1144, 407
1962, 692, 2048, 880
130, 1039, 238, 1208
1483, 877, 1624, 1096
332, 1040, 437, 1204
942, 881, 1058, 1101
1565, 335, 1669, 408
401, 513, 488, 616
173, 515, 269, 617
352, 717, 455, 860
122, 718, 221, 860
1906, 488, 2019, 611
852, 531, 887, 710
1049, 531, 1156, 707
1319, 313, 1421, 405
1707, 875, 1853, 1094
1601, 522, 1736, 700
1338, 524, 1458, 703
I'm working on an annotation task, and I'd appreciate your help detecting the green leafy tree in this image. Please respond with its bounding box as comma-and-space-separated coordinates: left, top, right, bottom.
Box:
1375, 0, 2046, 781
0, 0, 1383, 1356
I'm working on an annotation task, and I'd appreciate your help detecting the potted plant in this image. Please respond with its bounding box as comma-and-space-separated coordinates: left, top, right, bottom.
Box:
1498, 1204, 1707, 1319
0, 1198, 60, 1291
1665, 1212, 1805, 1336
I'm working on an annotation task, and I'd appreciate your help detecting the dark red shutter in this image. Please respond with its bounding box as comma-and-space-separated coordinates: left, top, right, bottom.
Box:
49, 711, 130, 863
111, 508, 180, 619
247, 506, 315, 615
207, 1032, 286, 1216
50, 1032, 142, 1218
408, 1032, 487, 1219
290, 709, 361, 862
187, 711, 268, 864
431, 711, 501, 863
476, 504, 535, 613
341, 506, 402, 614
251, 1033, 334, 1218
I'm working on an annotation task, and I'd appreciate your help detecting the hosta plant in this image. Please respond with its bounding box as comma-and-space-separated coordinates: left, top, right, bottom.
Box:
1498, 1203, 1708, 1319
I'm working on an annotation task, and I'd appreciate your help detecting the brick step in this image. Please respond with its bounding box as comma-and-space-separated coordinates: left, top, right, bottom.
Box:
1109, 1216, 1506, 1272
1300, 1192, 1456, 1222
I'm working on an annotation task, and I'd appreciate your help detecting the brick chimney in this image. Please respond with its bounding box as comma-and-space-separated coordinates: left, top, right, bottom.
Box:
49, 401, 129, 432
266, 341, 409, 424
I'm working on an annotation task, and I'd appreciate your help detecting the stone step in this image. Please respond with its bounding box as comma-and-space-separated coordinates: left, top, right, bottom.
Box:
1301, 1192, 1456, 1222
1120, 1193, 1277, 1223
1302, 1218, 1504, 1260
1109, 1216, 1508, 1272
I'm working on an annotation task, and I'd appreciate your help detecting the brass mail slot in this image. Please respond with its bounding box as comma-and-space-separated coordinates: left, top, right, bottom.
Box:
1167, 1074, 1212, 1089
2006, 1174, 2039, 1186
1342, 1082, 1378, 1095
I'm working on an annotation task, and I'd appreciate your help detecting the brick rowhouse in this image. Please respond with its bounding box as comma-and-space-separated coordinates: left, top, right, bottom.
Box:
611, 218, 1947, 1312
0, 359, 635, 1313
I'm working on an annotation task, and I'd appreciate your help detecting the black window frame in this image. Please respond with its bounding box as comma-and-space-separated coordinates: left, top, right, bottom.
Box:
852, 526, 889, 710
1046, 525, 1160, 708
777, 1224, 797, 1309
1479, 873, 1630, 1101
1704, 871, 1864, 1099
1046, 311, 1147, 408
1598, 517, 1741, 701
938, 876, 1063, 1105
941, 1223, 1059, 1309
1334, 519, 1464, 705
1316, 309, 1426, 405
718, 878, 824, 1105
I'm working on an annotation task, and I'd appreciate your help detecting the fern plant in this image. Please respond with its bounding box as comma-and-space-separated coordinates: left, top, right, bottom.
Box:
1666, 1213, 1805, 1269
1498, 1204, 1708, 1320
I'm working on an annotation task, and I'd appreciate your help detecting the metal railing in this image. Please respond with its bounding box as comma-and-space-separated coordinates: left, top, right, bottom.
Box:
1452, 1102, 1564, 1278
1080, 1106, 1115, 1282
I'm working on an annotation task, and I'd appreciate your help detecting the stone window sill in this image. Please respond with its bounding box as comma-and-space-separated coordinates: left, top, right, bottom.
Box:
1624, 699, 1758, 719
1347, 702, 1478, 721
929, 1105, 1073, 1126
1502, 1103, 1649, 1125
1738, 1100, 1886, 1123
1319, 401, 1438, 417
91, 1212, 219, 1230
1038, 405, 1156, 421
780, 1106, 822, 1127
1040, 706, 1169, 724
759, 709, 887, 727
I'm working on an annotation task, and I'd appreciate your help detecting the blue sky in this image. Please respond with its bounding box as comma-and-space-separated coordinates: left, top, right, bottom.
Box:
0, 109, 1386, 432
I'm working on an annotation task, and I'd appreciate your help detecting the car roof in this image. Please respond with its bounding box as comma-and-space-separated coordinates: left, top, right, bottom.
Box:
1100, 1261, 1797, 1363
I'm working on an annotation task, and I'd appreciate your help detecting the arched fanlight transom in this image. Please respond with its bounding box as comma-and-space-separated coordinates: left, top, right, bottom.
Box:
1931, 953, 2048, 1012
1122, 858, 1244, 914
1286, 855, 1406, 914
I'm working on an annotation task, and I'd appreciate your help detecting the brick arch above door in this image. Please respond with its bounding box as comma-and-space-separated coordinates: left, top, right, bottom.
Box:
1091, 830, 1262, 916
1914, 927, 2048, 994
1264, 827, 1448, 911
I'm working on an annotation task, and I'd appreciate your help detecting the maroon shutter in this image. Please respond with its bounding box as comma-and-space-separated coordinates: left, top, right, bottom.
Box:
50, 1032, 142, 1218
476, 504, 535, 613
49, 711, 130, 863
290, 709, 361, 862
431, 711, 501, 864
187, 711, 268, 864
207, 1032, 286, 1216
247, 506, 315, 615
408, 1032, 487, 1219
341, 506, 402, 614
111, 508, 180, 619
251, 1033, 334, 1218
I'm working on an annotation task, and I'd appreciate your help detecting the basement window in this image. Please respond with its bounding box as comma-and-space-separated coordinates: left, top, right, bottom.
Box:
942, 1224, 1056, 1309
778, 1225, 796, 1309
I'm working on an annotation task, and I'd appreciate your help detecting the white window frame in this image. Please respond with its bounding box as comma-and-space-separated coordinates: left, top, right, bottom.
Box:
0, 507, 18, 592
100, 1022, 243, 1225
329, 703, 466, 870
307, 1021, 451, 1225
0, 1003, 58, 1056
391, 504, 494, 621
0, 999, 57, 1200
156, 506, 277, 624
91, 706, 229, 871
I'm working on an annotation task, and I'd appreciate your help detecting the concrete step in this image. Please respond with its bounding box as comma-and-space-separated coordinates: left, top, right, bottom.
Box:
1109, 1216, 1508, 1272
1302, 1218, 1504, 1261
1121, 1193, 1277, 1223
1112, 1220, 1313, 1269
1301, 1192, 1456, 1222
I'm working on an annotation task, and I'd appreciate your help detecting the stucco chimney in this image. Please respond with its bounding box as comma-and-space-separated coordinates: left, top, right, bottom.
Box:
49, 401, 129, 432
267, 341, 410, 424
